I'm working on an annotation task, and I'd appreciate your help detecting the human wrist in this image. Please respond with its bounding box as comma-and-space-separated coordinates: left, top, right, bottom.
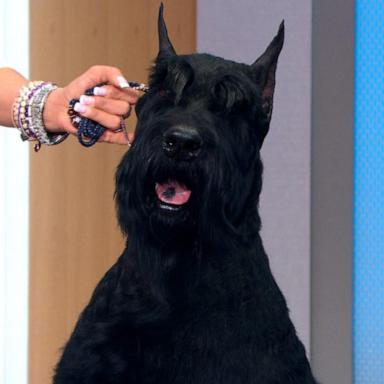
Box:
43, 87, 68, 133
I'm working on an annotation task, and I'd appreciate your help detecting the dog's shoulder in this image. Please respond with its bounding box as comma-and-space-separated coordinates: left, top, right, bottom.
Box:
82, 254, 125, 320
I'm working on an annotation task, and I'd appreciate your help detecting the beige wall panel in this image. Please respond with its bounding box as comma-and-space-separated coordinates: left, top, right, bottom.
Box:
29, 1, 196, 383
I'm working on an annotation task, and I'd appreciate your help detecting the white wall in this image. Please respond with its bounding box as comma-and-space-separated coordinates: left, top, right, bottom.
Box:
0, 1, 29, 383
197, 0, 312, 352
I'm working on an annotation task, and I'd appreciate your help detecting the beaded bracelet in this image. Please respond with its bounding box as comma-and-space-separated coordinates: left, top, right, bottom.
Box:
12, 81, 44, 141
12, 81, 69, 152
68, 81, 148, 148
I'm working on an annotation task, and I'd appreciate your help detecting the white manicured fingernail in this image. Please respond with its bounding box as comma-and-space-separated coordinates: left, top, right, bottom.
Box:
80, 95, 95, 105
93, 86, 108, 96
74, 102, 87, 114
117, 75, 129, 88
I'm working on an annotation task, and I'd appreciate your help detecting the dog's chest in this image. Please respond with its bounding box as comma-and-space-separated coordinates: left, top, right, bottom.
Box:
132, 305, 270, 384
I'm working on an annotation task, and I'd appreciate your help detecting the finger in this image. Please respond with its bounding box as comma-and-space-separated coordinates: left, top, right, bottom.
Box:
92, 85, 139, 104
127, 131, 135, 143
99, 127, 135, 146
99, 129, 130, 145
74, 103, 121, 130
79, 95, 131, 116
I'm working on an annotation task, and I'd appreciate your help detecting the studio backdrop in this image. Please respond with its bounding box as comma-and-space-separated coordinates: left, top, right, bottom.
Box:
1, 1, 382, 384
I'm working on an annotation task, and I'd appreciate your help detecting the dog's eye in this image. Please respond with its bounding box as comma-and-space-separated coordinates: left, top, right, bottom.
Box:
211, 78, 248, 111
135, 87, 173, 118
211, 75, 252, 113
158, 88, 171, 97
146, 85, 171, 98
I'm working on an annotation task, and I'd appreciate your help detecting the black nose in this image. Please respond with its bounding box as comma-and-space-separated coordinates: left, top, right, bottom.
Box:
163, 126, 202, 160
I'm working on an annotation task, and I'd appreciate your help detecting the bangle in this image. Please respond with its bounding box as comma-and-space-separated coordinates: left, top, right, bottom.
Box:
12, 81, 69, 152
12, 81, 44, 140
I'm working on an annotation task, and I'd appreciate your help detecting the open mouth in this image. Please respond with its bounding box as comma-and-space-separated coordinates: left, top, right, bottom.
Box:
155, 180, 192, 211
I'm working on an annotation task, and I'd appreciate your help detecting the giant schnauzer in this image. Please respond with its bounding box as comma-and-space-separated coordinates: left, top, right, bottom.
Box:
54, 5, 317, 384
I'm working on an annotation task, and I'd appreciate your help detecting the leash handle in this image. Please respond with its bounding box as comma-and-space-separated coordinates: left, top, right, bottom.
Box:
68, 81, 148, 148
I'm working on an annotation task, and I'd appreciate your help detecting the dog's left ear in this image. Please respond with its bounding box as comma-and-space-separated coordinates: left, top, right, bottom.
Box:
157, 3, 177, 60
251, 21, 284, 123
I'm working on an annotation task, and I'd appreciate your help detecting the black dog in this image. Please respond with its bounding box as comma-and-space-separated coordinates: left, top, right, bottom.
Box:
54, 5, 317, 384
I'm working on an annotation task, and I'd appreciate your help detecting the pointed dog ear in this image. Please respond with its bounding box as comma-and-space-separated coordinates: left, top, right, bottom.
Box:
251, 21, 284, 123
157, 3, 176, 60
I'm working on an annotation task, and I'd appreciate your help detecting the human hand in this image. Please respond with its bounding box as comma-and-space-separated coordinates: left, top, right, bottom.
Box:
43, 66, 140, 145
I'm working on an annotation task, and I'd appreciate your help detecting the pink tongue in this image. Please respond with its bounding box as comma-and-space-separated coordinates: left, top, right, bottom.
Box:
155, 180, 191, 205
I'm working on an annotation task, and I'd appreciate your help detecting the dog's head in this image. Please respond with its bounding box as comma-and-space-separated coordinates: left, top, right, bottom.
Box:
116, 5, 284, 245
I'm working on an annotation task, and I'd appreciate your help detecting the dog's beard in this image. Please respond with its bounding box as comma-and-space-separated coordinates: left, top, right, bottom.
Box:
116, 130, 260, 248
117, 146, 204, 244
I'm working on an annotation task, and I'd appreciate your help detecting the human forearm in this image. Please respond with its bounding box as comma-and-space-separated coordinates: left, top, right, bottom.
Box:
1, 65, 139, 145
0, 67, 28, 127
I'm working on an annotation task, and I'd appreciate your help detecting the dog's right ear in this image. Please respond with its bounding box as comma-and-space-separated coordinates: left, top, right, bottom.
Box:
157, 3, 176, 60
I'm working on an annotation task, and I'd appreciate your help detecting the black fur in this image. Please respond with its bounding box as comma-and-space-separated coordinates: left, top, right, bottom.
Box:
53, 5, 317, 384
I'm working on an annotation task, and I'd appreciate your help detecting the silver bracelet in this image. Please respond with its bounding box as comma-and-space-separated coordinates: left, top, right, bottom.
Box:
29, 83, 68, 151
